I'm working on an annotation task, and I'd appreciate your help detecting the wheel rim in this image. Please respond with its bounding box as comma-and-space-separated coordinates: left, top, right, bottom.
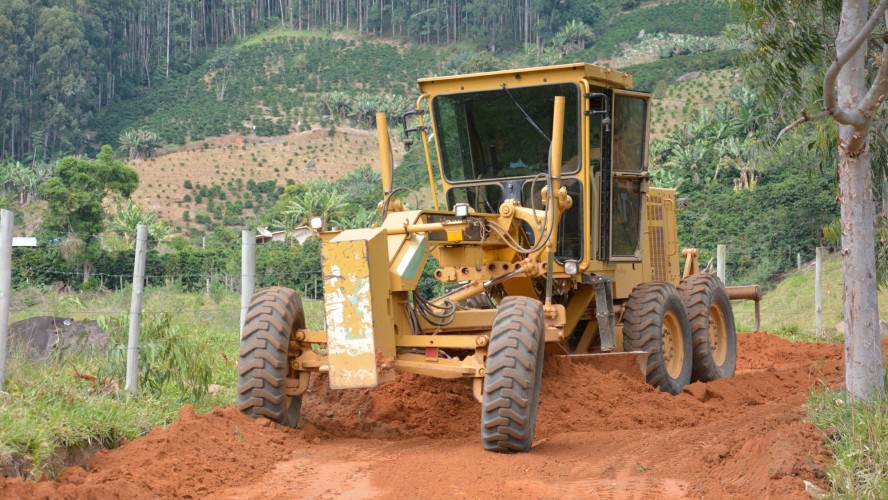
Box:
708, 303, 728, 366
662, 310, 684, 379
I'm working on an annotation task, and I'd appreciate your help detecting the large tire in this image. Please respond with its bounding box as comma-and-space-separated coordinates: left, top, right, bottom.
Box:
238, 287, 304, 427
481, 296, 545, 453
623, 282, 692, 395
679, 274, 737, 382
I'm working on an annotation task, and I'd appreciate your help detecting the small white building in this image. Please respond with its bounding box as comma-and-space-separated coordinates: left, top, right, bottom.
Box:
12, 237, 37, 247
256, 227, 287, 244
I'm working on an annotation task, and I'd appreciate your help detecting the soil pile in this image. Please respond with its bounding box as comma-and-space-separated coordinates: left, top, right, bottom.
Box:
0, 333, 853, 499
0, 406, 320, 499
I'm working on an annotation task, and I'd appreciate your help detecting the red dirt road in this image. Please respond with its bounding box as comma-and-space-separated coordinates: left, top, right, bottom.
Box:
1, 333, 852, 499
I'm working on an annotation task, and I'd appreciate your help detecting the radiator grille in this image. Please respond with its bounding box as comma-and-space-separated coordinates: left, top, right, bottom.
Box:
647, 195, 668, 282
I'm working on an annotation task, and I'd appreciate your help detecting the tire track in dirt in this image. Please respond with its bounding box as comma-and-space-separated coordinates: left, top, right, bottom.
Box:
0, 333, 869, 499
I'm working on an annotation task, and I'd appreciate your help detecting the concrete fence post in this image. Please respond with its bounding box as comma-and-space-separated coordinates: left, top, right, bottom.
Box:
125, 224, 148, 396
0, 209, 14, 391
240, 229, 255, 338
716, 244, 726, 284
815, 246, 823, 337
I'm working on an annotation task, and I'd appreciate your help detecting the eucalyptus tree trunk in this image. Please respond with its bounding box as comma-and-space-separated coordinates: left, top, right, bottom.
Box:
833, 0, 886, 399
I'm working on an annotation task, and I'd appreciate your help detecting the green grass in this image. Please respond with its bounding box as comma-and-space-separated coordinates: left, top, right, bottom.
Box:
807, 384, 888, 498
2, 286, 325, 478
732, 252, 888, 335
0, 352, 232, 478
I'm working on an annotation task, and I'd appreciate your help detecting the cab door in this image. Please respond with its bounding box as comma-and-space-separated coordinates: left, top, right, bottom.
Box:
608, 90, 650, 261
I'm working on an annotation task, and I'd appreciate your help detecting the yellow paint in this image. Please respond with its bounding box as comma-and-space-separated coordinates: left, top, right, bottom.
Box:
322, 228, 395, 389
446, 230, 463, 242
302, 64, 686, 384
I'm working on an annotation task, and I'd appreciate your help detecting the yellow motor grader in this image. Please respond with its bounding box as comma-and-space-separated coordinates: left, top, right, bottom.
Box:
238, 63, 758, 453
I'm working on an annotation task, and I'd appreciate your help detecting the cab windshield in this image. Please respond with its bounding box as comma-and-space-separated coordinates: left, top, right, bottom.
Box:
432, 83, 580, 183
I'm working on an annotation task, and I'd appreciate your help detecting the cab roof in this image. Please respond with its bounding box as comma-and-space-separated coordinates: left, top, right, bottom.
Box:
417, 63, 633, 95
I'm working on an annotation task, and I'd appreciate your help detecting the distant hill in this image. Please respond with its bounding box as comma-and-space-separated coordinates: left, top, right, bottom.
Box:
94, 0, 740, 231
91, 0, 734, 151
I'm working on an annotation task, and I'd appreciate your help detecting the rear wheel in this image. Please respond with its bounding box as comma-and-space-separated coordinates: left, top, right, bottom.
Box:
481, 296, 545, 453
623, 282, 692, 395
238, 287, 304, 427
679, 274, 737, 381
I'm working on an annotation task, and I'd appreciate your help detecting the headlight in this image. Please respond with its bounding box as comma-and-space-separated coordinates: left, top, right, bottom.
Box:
309, 216, 324, 230
564, 260, 579, 275
454, 203, 470, 218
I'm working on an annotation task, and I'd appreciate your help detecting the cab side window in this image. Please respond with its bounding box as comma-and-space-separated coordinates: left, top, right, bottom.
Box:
612, 96, 647, 172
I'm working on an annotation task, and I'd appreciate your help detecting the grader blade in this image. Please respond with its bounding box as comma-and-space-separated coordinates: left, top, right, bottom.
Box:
562, 352, 650, 382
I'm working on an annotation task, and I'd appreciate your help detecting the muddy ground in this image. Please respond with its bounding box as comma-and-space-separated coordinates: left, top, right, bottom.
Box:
0, 333, 860, 499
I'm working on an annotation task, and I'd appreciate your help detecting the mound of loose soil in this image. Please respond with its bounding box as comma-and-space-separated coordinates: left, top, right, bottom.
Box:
0, 406, 320, 499
8, 316, 107, 360
0, 333, 858, 499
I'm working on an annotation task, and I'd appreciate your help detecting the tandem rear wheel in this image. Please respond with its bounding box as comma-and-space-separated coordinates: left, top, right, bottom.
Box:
679, 274, 737, 382
623, 282, 693, 395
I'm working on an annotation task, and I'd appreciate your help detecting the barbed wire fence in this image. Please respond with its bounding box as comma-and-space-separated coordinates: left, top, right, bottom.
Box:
0, 208, 832, 393
0, 212, 324, 394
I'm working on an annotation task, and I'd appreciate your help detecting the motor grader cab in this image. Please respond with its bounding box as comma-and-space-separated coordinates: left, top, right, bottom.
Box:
238, 63, 749, 453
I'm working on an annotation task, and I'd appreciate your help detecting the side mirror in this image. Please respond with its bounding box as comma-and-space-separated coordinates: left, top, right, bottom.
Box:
584, 92, 611, 132
401, 109, 425, 150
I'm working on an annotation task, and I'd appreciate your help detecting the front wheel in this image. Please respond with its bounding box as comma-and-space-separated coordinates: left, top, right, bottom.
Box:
623, 282, 692, 395
238, 287, 305, 427
480, 296, 545, 453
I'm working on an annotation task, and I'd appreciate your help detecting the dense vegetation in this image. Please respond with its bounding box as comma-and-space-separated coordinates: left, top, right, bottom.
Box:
92, 37, 439, 147
650, 86, 839, 286
0, 0, 732, 165
624, 49, 740, 92
581, 0, 734, 60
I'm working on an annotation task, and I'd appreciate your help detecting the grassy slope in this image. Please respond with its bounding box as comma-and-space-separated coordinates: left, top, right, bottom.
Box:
3, 286, 328, 477
733, 252, 888, 334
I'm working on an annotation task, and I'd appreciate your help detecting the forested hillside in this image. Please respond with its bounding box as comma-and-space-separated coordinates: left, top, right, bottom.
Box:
0, 0, 730, 163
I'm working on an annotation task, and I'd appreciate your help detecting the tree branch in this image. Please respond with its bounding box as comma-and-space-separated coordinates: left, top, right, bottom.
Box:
823, 0, 888, 126
858, 13, 888, 119
772, 110, 831, 148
